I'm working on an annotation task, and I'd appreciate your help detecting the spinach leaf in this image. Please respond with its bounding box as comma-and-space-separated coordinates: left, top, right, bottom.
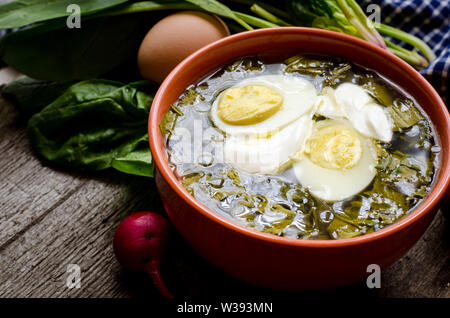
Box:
309, 0, 332, 17
0, 13, 151, 82
288, 0, 318, 26
0, 0, 129, 29
185, 0, 252, 30
27, 80, 156, 174
102, 0, 195, 16
112, 136, 153, 177
1, 76, 73, 116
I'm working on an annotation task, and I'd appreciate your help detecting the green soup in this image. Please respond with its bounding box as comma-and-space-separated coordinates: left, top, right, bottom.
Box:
161, 55, 440, 240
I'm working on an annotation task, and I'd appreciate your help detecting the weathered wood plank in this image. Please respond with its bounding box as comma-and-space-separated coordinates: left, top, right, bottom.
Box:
0, 95, 87, 249
0, 169, 164, 297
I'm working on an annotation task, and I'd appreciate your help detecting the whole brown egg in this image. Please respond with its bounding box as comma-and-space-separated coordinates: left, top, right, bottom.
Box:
137, 11, 230, 84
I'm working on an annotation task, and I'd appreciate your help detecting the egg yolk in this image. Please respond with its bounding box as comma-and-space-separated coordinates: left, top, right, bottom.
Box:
306, 125, 362, 170
217, 85, 283, 125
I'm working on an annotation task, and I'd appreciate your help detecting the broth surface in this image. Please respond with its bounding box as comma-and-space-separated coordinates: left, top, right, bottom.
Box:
161, 55, 440, 240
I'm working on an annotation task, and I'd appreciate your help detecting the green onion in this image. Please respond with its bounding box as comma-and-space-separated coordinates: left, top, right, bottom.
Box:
250, 4, 292, 26
376, 22, 436, 62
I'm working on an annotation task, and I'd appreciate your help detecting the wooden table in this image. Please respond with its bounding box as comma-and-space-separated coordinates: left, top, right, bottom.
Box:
0, 68, 449, 298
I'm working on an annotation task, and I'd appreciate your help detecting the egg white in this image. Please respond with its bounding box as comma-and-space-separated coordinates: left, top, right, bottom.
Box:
224, 112, 314, 174
293, 119, 378, 202
315, 86, 344, 118
335, 83, 393, 142
210, 74, 317, 136
315, 83, 393, 142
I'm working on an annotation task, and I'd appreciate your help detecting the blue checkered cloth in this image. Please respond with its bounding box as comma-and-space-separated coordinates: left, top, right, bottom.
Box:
0, 0, 448, 102
360, 0, 449, 103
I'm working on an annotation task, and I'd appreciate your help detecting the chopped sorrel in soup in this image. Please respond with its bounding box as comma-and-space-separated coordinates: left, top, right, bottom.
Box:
161, 55, 441, 240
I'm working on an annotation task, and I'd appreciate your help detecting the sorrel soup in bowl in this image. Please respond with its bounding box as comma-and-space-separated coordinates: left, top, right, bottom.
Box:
149, 28, 450, 290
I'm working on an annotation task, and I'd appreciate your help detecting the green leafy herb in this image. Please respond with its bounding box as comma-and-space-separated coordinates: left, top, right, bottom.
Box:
285, 54, 351, 85
101, 0, 196, 16
185, 0, 252, 30
0, 13, 152, 82
159, 109, 178, 136
263, 217, 294, 236
327, 217, 361, 239
181, 172, 205, 188
363, 80, 393, 106
111, 136, 153, 177
0, 0, 436, 76
179, 88, 203, 105
285, 54, 335, 74
27, 79, 156, 174
225, 57, 264, 72
288, 0, 433, 68
288, 0, 319, 26
226, 169, 244, 188
0, 0, 128, 29
1, 76, 73, 116
387, 98, 424, 130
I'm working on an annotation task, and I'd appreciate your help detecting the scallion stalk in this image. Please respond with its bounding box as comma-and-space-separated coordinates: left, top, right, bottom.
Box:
250, 4, 292, 26
385, 40, 428, 67
233, 11, 279, 28
376, 23, 436, 62
336, 0, 386, 49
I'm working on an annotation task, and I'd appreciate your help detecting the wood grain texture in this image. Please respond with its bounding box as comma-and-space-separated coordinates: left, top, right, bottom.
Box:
0, 71, 448, 298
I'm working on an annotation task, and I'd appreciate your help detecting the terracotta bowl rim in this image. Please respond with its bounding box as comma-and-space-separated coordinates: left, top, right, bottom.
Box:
149, 27, 450, 248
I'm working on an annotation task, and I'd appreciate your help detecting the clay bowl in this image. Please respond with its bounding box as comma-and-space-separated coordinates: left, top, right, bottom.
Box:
149, 28, 450, 290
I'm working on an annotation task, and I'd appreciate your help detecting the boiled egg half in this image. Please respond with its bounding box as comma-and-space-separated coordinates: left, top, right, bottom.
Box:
210, 74, 317, 174
210, 75, 316, 136
293, 119, 378, 202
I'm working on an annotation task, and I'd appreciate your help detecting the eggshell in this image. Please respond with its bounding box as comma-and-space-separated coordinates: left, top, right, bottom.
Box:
137, 11, 230, 83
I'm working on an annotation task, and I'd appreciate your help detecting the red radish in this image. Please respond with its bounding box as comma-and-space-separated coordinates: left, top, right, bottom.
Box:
113, 211, 174, 298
